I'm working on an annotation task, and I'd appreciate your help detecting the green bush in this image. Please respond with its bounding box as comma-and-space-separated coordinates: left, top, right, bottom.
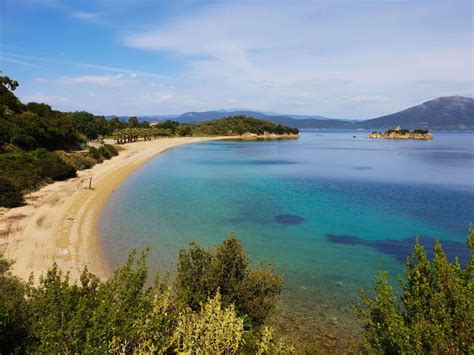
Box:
175, 236, 283, 326
55, 151, 96, 170
103, 144, 118, 157
98, 146, 111, 160
357, 230, 474, 354
177, 125, 193, 137
10, 134, 38, 150
0, 238, 292, 354
87, 146, 101, 161
0, 178, 23, 207
0, 257, 29, 353
32, 149, 76, 181
0, 150, 76, 207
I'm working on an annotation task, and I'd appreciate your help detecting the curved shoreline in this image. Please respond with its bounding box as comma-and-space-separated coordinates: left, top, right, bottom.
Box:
0, 137, 230, 282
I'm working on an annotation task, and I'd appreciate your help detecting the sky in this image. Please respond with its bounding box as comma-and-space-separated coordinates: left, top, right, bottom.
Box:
1, 0, 473, 119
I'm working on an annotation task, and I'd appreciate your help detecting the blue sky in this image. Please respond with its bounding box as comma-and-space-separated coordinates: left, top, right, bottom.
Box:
1, 0, 472, 118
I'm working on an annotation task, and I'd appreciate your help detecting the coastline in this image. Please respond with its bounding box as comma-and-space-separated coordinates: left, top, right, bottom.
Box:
0, 136, 231, 282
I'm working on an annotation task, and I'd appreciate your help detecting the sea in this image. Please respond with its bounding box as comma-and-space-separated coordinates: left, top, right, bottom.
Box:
98, 131, 473, 349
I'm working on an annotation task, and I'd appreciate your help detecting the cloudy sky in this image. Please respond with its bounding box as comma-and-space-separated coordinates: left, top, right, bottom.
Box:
1, 0, 473, 118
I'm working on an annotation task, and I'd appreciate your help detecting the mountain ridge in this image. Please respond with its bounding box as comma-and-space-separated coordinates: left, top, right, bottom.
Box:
109, 96, 474, 130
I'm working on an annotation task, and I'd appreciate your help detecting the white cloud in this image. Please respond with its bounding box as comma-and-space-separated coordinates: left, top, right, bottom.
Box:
10, 2, 472, 117
56, 74, 126, 87
119, 2, 473, 117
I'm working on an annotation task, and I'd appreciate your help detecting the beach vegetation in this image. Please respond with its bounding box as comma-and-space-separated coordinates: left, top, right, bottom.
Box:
128, 116, 139, 128
175, 235, 283, 326
0, 149, 76, 192
0, 237, 291, 354
358, 229, 474, 354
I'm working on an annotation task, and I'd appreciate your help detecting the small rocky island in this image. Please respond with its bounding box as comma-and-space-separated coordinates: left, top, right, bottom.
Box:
367, 126, 432, 140
241, 131, 300, 140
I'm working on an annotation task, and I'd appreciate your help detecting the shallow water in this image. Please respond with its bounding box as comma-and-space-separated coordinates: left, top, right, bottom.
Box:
98, 131, 474, 349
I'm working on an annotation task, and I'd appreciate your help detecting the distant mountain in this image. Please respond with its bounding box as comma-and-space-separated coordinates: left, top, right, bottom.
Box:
356, 96, 474, 130
107, 96, 474, 130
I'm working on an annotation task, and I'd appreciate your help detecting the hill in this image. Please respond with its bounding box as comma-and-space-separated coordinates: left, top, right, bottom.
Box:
174, 110, 351, 129
188, 115, 299, 136
356, 96, 474, 130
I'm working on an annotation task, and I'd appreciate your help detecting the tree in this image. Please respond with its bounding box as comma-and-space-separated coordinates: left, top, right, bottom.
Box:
175, 236, 283, 326
128, 116, 139, 128
357, 231, 474, 354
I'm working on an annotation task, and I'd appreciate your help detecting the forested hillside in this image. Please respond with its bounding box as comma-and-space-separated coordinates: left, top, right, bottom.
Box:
190, 115, 299, 136
0, 74, 122, 207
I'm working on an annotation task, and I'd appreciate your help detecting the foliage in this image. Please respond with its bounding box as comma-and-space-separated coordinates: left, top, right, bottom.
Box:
0, 178, 23, 207
0, 256, 29, 353
177, 125, 193, 137
171, 292, 244, 353
112, 127, 171, 144
104, 144, 119, 157
0, 149, 76, 191
191, 115, 299, 136
413, 128, 429, 134
55, 151, 96, 170
357, 230, 474, 354
0, 237, 293, 353
175, 235, 283, 326
128, 116, 139, 128
0, 142, 120, 207
98, 145, 112, 160
0, 74, 128, 152
256, 326, 296, 354
66, 111, 115, 140
0, 251, 176, 353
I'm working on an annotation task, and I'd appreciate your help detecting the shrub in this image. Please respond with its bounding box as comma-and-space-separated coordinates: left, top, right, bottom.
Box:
32, 150, 76, 181
175, 236, 283, 326
0, 256, 29, 353
357, 231, 474, 354
171, 292, 244, 353
0, 151, 43, 191
10, 134, 38, 150
103, 144, 118, 157
256, 326, 295, 354
0, 150, 76, 207
177, 125, 193, 137
0, 178, 24, 207
98, 146, 111, 160
0, 238, 289, 353
87, 146, 101, 161
55, 151, 96, 170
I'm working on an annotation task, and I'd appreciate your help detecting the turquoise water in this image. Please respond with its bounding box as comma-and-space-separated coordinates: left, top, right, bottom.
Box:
98, 131, 473, 348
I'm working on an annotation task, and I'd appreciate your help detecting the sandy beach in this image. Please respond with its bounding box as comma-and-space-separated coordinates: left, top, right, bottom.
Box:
0, 137, 228, 282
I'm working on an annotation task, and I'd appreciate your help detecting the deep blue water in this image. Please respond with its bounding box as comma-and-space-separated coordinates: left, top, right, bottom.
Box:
98, 131, 473, 346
